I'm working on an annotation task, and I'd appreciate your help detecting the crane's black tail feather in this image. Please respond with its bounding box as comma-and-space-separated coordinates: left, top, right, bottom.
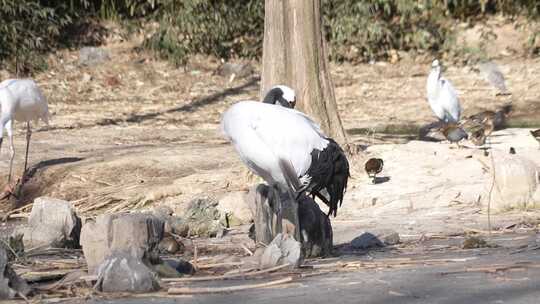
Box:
305, 139, 350, 217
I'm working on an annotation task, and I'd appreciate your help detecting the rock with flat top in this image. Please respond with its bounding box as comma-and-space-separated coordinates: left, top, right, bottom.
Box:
23, 197, 81, 249
80, 213, 164, 274
490, 151, 540, 211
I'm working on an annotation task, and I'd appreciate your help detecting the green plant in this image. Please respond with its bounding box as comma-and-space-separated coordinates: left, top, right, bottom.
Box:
143, 0, 264, 65
0, 1, 76, 75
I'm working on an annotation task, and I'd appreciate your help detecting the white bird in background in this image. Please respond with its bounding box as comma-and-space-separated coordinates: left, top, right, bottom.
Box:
0, 79, 49, 184
426, 60, 461, 123
221, 90, 349, 218
478, 61, 510, 96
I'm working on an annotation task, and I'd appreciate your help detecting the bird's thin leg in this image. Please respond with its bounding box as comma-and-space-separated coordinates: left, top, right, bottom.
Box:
23, 122, 32, 175
7, 136, 14, 184
6, 120, 14, 184
272, 183, 283, 236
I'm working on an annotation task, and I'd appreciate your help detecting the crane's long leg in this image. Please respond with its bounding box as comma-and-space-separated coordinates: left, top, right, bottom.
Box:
6, 120, 14, 184
271, 183, 283, 236
23, 122, 31, 175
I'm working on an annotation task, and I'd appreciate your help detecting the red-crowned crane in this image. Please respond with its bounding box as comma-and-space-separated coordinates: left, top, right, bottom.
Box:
0, 79, 49, 184
426, 60, 461, 123
221, 87, 349, 219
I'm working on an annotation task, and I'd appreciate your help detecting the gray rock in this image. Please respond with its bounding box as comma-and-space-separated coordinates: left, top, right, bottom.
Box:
378, 229, 400, 245
79, 47, 111, 66
260, 233, 303, 268
0, 247, 30, 299
216, 62, 254, 79
23, 197, 81, 249
95, 252, 159, 293
298, 195, 333, 257
351, 232, 384, 250
184, 197, 225, 237
157, 236, 184, 254
165, 216, 190, 237
162, 258, 195, 275
80, 213, 164, 274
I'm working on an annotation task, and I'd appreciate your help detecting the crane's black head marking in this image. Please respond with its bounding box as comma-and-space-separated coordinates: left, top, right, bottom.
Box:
263, 86, 296, 108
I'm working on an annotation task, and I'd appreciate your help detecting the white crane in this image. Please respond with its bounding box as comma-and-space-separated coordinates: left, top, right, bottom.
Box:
0, 79, 49, 184
221, 94, 349, 219
426, 60, 461, 123
478, 61, 509, 95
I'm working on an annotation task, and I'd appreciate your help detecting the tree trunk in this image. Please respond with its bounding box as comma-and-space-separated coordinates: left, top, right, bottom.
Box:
261, 0, 347, 146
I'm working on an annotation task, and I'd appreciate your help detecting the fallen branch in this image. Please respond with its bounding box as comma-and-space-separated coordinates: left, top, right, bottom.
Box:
163, 263, 291, 283
168, 277, 293, 294
196, 262, 244, 269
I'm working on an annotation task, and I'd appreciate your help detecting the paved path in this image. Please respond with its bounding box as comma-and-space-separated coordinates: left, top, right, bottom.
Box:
86, 231, 540, 304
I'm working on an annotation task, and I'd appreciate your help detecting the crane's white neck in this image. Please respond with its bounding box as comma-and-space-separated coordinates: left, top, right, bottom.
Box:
427, 66, 441, 99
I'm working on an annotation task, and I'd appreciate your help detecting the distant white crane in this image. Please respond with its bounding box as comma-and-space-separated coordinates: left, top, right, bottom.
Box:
426, 60, 461, 123
221, 93, 349, 219
478, 61, 510, 96
0, 79, 49, 184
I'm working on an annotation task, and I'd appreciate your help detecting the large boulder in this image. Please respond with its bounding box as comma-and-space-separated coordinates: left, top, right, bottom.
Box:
23, 197, 81, 249
80, 213, 164, 274
489, 152, 540, 211
94, 252, 159, 293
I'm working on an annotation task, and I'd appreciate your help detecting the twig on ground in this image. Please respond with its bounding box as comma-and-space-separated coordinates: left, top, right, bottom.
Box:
168, 276, 294, 294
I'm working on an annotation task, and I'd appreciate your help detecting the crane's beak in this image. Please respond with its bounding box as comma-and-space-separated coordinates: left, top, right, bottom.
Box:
290, 99, 296, 109
0, 137, 3, 154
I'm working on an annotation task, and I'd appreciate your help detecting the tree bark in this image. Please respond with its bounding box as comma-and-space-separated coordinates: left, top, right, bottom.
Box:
261, 0, 347, 146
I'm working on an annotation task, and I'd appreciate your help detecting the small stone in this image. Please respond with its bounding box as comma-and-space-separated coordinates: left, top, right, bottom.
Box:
79, 47, 111, 66
95, 252, 159, 293
351, 232, 384, 250
216, 62, 254, 79
260, 233, 303, 268
158, 236, 184, 254
162, 258, 195, 275
462, 236, 489, 249
23, 197, 81, 249
167, 217, 190, 237
375, 229, 400, 245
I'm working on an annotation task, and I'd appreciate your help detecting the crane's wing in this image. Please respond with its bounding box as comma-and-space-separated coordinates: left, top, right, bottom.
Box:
221, 101, 329, 186
439, 77, 461, 122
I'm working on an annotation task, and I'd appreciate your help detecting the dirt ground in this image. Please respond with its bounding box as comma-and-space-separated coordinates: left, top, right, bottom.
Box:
0, 30, 540, 302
